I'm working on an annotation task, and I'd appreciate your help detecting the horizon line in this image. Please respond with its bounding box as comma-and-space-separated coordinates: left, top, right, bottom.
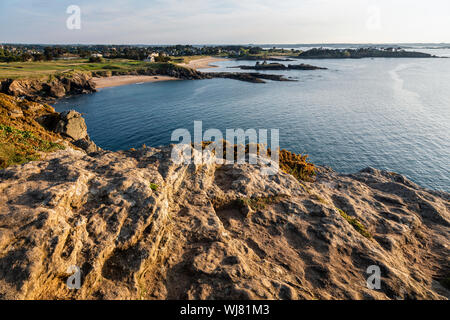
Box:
2, 42, 450, 47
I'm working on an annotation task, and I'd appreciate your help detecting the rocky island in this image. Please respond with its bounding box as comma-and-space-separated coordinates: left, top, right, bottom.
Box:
0, 93, 449, 300
296, 48, 436, 59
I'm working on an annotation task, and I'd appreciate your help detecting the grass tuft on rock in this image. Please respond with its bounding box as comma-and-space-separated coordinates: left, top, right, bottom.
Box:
337, 208, 372, 239
238, 195, 287, 211
149, 183, 159, 191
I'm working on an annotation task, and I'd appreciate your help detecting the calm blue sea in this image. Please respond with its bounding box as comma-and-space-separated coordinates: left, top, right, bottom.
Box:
54, 50, 450, 191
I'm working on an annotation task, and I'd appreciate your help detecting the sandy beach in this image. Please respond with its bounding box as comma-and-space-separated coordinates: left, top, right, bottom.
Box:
93, 57, 229, 89
179, 56, 229, 70
93, 75, 179, 89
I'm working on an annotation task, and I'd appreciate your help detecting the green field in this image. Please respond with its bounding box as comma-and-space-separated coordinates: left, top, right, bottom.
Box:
0, 53, 299, 80
0, 58, 167, 80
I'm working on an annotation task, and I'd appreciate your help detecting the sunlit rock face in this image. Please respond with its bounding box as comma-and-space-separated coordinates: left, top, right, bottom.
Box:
0, 143, 448, 300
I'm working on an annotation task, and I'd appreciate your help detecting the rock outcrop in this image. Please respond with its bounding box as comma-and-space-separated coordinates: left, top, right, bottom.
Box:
208, 72, 294, 83
91, 64, 206, 81
0, 72, 96, 102
54, 110, 99, 153
0, 144, 448, 300
0, 93, 98, 156
90, 64, 293, 83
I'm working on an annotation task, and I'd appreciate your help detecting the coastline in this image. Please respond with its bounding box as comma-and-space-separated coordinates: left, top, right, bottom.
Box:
179, 56, 229, 70
93, 75, 179, 89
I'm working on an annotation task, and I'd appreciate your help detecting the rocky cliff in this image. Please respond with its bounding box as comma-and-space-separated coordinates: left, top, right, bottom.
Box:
0, 94, 449, 300
91, 63, 207, 80
0, 93, 98, 168
0, 65, 204, 102
0, 72, 97, 102
0, 144, 448, 299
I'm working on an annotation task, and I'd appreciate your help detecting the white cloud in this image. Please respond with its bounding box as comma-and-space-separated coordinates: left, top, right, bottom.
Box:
1, 0, 450, 43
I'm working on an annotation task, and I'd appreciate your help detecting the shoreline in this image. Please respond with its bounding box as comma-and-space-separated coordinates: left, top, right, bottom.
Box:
93, 75, 179, 89
178, 56, 229, 70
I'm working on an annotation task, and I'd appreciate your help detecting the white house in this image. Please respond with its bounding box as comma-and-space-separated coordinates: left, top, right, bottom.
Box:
144, 52, 159, 62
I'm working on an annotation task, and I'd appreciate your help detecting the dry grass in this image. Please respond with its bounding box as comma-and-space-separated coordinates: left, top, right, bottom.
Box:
337, 208, 372, 239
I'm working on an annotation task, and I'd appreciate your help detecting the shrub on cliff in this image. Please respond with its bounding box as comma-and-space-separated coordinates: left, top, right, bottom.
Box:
278, 149, 316, 182
201, 140, 316, 182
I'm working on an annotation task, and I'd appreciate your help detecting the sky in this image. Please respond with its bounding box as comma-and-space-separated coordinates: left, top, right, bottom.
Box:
1, 0, 450, 44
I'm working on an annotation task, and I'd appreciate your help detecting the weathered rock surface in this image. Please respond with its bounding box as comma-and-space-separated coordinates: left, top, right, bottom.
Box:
91, 64, 207, 81
208, 72, 293, 83
0, 72, 96, 102
55, 110, 88, 141
0, 145, 448, 300
0, 93, 99, 155
54, 110, 99, 153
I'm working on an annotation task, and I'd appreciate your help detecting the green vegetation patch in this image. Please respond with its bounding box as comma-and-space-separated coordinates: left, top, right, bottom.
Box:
0, 59, 159, 80
0, 124, 65, 168
337, 208, 372, 239
279, 149, 316, 182
237, 195, 287, 211
149, 183, 159, 191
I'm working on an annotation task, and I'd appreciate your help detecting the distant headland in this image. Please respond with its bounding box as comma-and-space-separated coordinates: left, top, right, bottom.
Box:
0, 44, 443, 102
295, 47, 436, 59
